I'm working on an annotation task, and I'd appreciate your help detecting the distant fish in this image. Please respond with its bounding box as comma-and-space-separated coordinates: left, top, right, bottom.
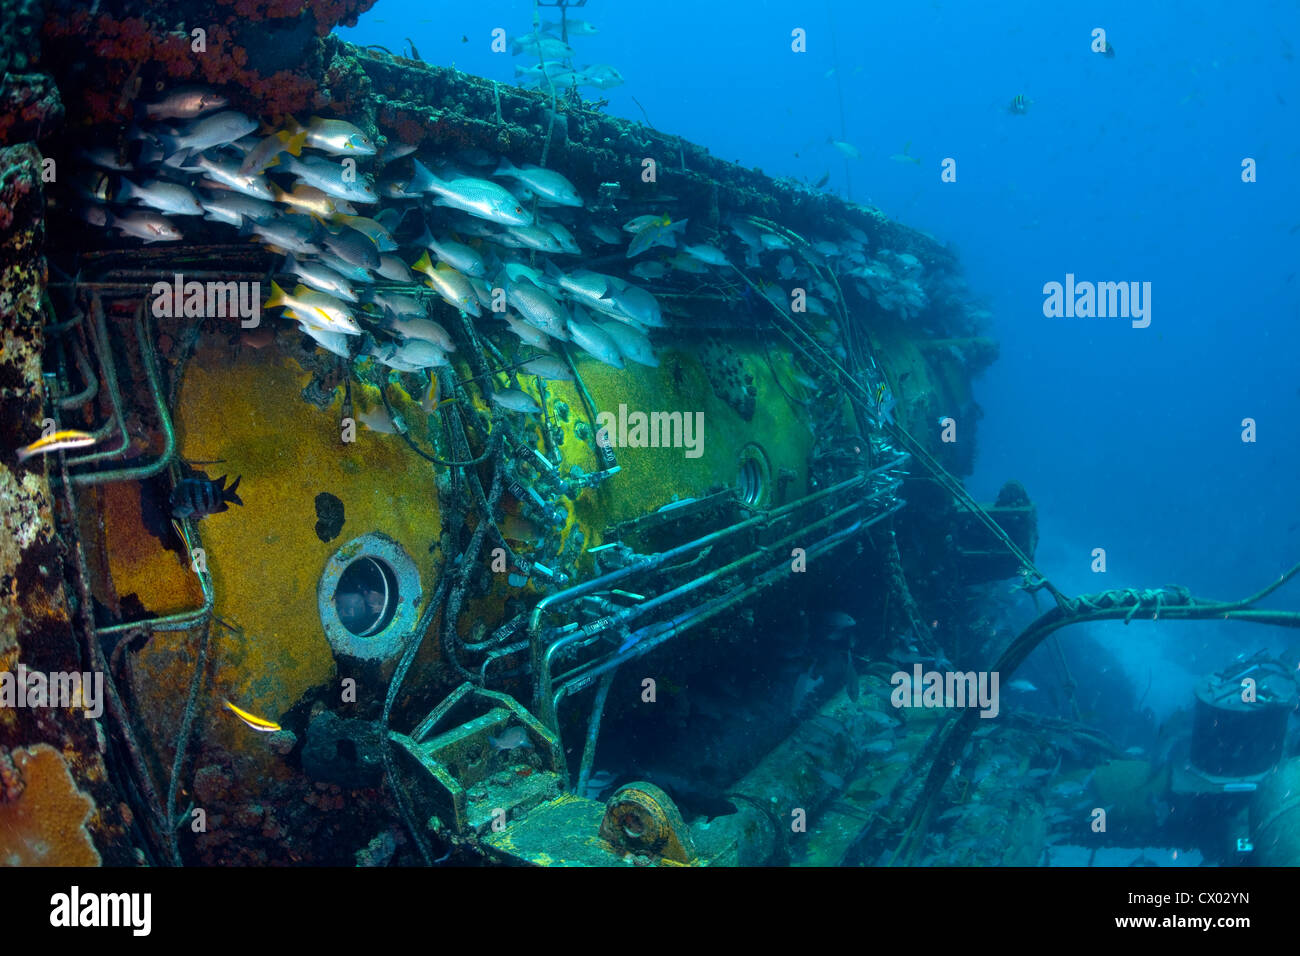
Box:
813, 172, 830, 189
16, 429, 97, 462
170, 474, 243, 520
1007, 679, 1038, 693
829, 139, 862, 160
491, 388, 542, 414
1103, 40, 1116, 58
821, 611, 856, 630
681, 243, 730, 267
488, 725, 532, 751
865, 738, 894, 754
890, 141, 922, 165
791, 665, 824, 716
1007, 94, 1032, 115
223, 699, 281, 733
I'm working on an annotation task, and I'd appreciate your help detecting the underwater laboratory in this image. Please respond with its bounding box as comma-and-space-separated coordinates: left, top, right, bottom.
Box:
1, 0, 1299, 880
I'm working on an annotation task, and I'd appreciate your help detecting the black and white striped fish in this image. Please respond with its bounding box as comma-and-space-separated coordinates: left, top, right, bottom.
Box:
170, 474, 243, 519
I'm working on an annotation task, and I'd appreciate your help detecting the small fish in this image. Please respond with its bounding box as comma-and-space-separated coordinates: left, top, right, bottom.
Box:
627, 216, 687, 259
300, 116, 376, 156
491, 388, 542, 414
865, 738, 894, 754
283, 254, 358, 302
138, 86, 228, 121
488, 726, 533, 751
16, 429, 97, 462
520, 354, 574, 380
845, 650, 859, 703
170, 474, 243, 520
829, 139, 862, 160
117, 178, 204, 216
493, 156, 583, 207
681, 243, 730, 267
890, 141, 922, 165
272, 182, 354, 218
576, 64, 624, 90
1008, 94, 1032, 115
413, 252, 481, 316
413, 161, 532, 226
822, 611, 856, 630
1007, 679, 1038, 693
1103, 40, 1116, 58
567, 317, 624, 369
238, 128, 307, 175
266, 281, 361, 335
812, 172, 830, 189
280, 154, 379, 204
109, 210, 183, 243
223, 699, 281, 733
156, 111, 259, 157
791, 665, 824, 716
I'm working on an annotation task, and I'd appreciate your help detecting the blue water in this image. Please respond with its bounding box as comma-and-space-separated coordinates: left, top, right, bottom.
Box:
340, 1, 1300, 714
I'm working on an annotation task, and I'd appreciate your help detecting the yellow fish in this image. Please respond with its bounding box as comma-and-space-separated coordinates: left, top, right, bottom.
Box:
223, 699, 281, 733
16, 429, 97, 462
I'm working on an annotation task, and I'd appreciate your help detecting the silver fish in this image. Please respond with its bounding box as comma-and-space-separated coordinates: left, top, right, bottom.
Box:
157, 111, 258, 157
682, 243, 730, 267
283, 254, 359, 302
567, 318, 624, 369
493, 157, 583, 207
110, 210, 182, 243
418, 230, 486, 277
503, 313, 551, 348
387, 316, 456, 352
117, 178, 204, 216
505, 280, 571, 341
596, 320, 658, 368
302, 117, 376, 156
200, 191, 278, 226
520, 354, 573, 381
412, 161, 532, 226
280, 154, 378, 204
374, 254, 413, 282
186, 152, 276, 201
491, 388, 542, 414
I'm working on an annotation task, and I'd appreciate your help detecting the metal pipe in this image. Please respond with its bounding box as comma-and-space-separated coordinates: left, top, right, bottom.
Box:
552, 505, 902, 727
69, 305, 177, 484
547, 495, 895, 700
56, 331, 99, 409
62, 294, 130, 465
527, 468, 892, 686
575, 669, 616, 794
94, 516, 214, 638
530, 466, 904, 722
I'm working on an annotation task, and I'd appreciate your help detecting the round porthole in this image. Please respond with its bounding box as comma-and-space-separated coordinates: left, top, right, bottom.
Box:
737, 444, 771, 507
318, 533, 422, 663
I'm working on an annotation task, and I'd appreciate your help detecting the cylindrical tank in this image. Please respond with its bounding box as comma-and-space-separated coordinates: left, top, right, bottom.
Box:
1191, 659, 1297, 777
